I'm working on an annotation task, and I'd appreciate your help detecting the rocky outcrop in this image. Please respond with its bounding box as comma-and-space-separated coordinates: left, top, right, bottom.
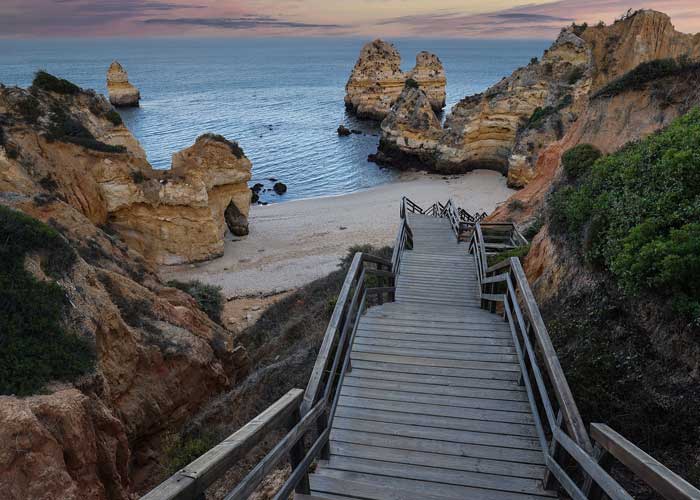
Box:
0, 76, 253, 498
375, 10, 699, 185
0, 82, 251, 264
373, 87, 443, 169
106, 61, 140, 107
407, 51, 447, 111
0, 196, 250, 499
344, 39, 446, 120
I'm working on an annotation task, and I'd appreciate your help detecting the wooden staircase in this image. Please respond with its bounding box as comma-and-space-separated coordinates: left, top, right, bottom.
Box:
305, 213, 556, 500
144, 198, 700, 500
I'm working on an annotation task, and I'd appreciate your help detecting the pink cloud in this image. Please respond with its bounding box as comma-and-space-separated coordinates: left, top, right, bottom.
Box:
0, 0, 698, 38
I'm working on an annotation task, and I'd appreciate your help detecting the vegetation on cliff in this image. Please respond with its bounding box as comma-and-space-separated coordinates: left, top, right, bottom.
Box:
32, 69, 81, 95
167, 280, 224, 324
593, 56, 700, 99
550, 108, 700, 321
0, 206, 94, 396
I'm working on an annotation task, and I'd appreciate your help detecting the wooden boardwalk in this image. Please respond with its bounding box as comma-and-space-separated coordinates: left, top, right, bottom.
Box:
307, 214, 556, 500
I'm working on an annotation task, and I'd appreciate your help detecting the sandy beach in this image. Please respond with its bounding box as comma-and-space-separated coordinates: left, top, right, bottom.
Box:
160, 170, 514, 298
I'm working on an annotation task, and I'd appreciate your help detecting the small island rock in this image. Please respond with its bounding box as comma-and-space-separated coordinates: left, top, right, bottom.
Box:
106, 61, 140, 107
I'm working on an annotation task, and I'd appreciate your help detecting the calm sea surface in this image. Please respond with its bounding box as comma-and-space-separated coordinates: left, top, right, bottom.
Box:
0, 38, 548, 202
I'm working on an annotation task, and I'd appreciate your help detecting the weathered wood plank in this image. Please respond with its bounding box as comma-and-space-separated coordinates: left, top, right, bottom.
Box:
325, 455, 554, 496
334, 405, 536, 438
342, 375, 528, 402
339, 386, 531, 415
310, 474, 455, 500
352, 359, 522, 390
354, 334, 516, 352
345, 366, 524, 391
315, 467, 551, 500
329, 440, 546, 480
355, 329, 513, 346
350, 352, 520, 380
351, 344, 520, 368
330, 428, 543, 466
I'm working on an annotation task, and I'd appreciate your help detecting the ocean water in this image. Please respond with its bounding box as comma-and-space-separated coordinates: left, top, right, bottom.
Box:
0, 38, 548, 202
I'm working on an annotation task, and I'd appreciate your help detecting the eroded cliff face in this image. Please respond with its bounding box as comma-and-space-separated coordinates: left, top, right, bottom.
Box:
0, 80, 252, 499
376, 10, 700, 185
0, 83, 251, 264
0, 194, 250, 499
344, 39, 446, 120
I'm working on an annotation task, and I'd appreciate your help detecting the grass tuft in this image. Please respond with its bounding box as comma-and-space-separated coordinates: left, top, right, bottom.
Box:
168, 280, 224, 324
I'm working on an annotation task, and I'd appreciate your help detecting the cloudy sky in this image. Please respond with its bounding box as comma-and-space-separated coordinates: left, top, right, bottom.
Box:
1, 0, 699, 38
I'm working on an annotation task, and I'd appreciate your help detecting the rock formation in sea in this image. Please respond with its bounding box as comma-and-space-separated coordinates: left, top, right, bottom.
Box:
0, 80, 251, 264
373, 86, 443, 169
0, 74, 252, 498
344, 39, 446, 120
375, 9, 700, 187
106, 60, 140, 107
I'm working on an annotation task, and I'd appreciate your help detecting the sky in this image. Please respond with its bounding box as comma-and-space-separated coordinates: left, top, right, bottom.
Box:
1, 0, 699, 38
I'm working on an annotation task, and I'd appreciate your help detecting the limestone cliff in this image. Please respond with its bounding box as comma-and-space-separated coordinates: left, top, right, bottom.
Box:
0, 195, 249, 500
372, 86, 442, 169
0, 75, 253, 499
0, 81, 251, 264
106, 61, 140, 107
375, 10, 700, 186
344, 39, 446, 120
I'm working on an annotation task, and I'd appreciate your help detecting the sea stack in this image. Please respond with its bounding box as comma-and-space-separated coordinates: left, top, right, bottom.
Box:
344, 39, 446, 120
106, 60, 140, 107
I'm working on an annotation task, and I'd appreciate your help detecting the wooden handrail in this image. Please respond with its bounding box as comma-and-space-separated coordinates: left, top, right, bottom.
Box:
301, 252, 391, 414
467, 224, 696, 499
142, 389, 304, 500
509, 258, 592, 451
224, 400, 326, 500
591, 424, 700, 500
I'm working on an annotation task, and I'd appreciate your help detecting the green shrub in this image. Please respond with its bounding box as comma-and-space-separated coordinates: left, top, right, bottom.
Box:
32, 70, 80, 95
163, 430, 221, 474
130, 170, 146, 183
199, 133, 244, 159
561, 143, 602, 179
168, 280, 224, 323
404, 78, 419, 89
566, 66, 585, 85
549, 108, 700, 320
47, 105, 126, 153
527, 95, 572, 128
522, 217, 544, 241
488, 244, 531, 267
105, 109, 123, 126
508, 199, 525, 211
593, 57, 700, 99
16, 95, 42, 123
0, 206, 94, 396
530, 57, 538, 65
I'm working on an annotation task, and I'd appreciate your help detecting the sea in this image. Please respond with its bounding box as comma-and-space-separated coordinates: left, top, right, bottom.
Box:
0, 38, 548, 203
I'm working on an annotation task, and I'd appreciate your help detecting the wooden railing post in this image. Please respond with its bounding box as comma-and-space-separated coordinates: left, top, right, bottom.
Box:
317, 409, 330, 460
544, 410, 564, 489
582, 444, 612, 500
288, 407, 310, 494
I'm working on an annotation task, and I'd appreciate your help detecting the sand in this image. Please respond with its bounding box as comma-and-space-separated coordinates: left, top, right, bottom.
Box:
159, 170, 514, 298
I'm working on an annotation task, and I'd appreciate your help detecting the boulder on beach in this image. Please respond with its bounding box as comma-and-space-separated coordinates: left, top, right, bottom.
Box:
106, 61, 140, 107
